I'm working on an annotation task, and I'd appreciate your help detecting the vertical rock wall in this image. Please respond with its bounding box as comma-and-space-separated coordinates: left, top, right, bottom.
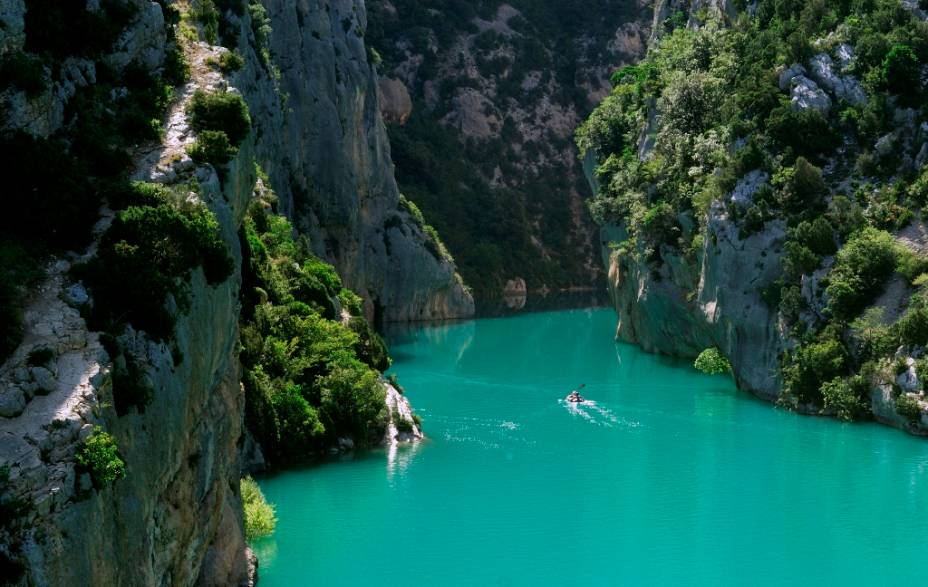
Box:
231, 0, 474, 323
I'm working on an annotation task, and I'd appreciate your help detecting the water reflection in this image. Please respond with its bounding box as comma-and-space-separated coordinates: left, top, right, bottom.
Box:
386, 437, 422, 481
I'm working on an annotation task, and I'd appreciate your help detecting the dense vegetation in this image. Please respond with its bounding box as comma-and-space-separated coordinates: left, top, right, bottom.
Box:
579, 0, 928, 421
368, 0, 651, 294
240, 182, 393, 463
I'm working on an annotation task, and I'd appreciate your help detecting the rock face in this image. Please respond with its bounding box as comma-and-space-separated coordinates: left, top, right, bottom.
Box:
228, 0, 473, 323
366, 0, 655, 293
601, 209, 785, 399
0, 6, 253, 583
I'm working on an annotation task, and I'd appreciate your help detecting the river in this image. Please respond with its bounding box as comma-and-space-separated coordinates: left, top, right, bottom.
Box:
252, 307, 928, 585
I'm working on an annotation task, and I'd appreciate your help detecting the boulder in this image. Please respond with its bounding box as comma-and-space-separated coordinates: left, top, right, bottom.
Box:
808, 53, 866, 106
790, 75, 831, 114
378, 77, 412, 125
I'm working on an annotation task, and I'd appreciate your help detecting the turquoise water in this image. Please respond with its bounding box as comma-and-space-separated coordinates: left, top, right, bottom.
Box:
253, 308, 928, 586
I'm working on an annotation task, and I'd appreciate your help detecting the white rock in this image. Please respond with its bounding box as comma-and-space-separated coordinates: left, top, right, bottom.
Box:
791, 75, 832, 113
808, 53, 866, 105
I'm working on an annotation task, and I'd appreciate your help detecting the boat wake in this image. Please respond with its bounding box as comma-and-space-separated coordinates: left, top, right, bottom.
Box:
558, 398, 641, 429
424, 413, 535, 449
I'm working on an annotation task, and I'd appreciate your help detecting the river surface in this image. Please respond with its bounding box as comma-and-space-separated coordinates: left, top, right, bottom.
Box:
253, 308, 928, 586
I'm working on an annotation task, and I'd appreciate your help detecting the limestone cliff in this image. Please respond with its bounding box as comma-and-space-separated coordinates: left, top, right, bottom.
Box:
0, 3, 253, 583
226, 0, 473, 323
585, 0, 928, 434
366, 0, 655, 294
0, 0, 449, 584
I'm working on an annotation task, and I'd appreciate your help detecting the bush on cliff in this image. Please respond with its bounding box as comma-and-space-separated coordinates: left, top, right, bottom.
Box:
241, 476, 276, 541
694, 348, 731, 375
240, 192, 390, 460
77, 196, 233, 343
188, 90, 251, 146
76, 426, 126, 487
824, 228, 897, 322
782, 334, 848, 405
820, 375, 871, 422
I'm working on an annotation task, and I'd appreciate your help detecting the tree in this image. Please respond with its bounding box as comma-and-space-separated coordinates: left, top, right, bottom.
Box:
882, 44, 920, 103
694, 348, 732, 375
821, 376, 871, 421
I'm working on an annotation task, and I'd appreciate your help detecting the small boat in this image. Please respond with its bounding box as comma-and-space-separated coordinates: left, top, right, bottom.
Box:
566, 385, 586, 403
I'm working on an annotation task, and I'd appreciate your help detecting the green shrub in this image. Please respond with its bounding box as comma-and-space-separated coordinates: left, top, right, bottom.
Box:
241, 476, 276, 541
348, 317, 391, 372
188, 90, 251, 146
188, 129, 237, 170
319, 365, 388, 443
782, 241, 821, 280
249, 2, 273, 65
782, 336, 848, 405
825, 228, 897, 322
240, 197, 391, 458
694, 348, 731, 375
821, 375, 871, 421
192, 0, 220, 44
78, 202, 233, 343
218, 51, 245, 73
894, 294, 928, 347
895, 394, 922, 424
896, 248, 928, 284
881, 44, 921, 103
765, 106, 837, 160
773, 157, 827, 215
76, 426, 126, 487
163, 45, 191, 87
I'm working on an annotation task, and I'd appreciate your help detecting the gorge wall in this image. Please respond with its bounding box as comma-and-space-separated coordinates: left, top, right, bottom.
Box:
366, 0, 655, 294
0, 0, 457, 584
583, 0, 928, 434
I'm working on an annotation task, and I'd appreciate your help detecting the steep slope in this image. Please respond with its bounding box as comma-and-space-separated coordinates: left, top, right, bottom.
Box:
226, 0, 474, 323
0, 0, 442, 584
581, 0, 928, 434
367, 0, 654, 294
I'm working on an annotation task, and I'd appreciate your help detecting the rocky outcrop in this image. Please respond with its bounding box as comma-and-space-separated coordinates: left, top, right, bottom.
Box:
378, 77, 412, 124
601, 206, 785, 399
226, 0, 473, 323
1, 63, 252, 587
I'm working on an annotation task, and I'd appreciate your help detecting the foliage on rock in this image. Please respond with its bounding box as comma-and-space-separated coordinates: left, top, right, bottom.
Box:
241, 476, 276, 541
241, 187, 392, 461
694, 348, 731, 375
76, 426, 126, 487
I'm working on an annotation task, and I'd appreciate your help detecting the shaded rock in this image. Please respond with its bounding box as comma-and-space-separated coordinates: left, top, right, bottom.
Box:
809, 52, 866, 105
779, 63, 807, 91
63, 284, 89, 308
378, 77, 412, 124
0, 385, 26, 417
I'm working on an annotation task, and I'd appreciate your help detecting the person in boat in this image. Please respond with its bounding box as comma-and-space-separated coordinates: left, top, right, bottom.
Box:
567, 389, 584, 403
